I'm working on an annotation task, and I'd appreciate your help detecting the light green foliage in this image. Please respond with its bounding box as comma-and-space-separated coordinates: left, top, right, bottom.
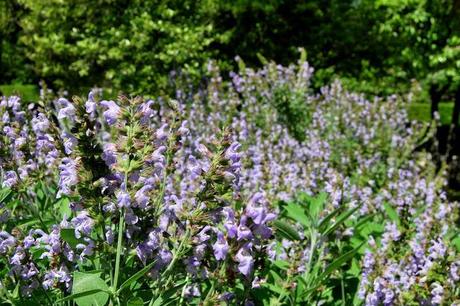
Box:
0, 84, 39, 101
17, 0, 221, 94
262, 193, 365, 305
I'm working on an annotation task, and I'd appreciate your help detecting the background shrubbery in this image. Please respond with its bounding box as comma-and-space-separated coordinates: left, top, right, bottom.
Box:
1, 0, 460, 99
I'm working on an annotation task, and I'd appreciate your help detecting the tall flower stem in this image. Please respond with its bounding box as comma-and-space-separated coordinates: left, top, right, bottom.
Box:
113, 207, 125, 292
113, 157, 130, 298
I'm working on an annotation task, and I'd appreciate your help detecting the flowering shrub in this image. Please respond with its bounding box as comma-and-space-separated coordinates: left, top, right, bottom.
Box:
0, 59, 459, 305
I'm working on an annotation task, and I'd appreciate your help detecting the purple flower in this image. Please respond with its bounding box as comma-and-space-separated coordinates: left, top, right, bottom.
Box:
125, 208, 139, 225
156, 124, 169, 141
102, 143, 117, 167
187, 155, 202, 180
76, 238, 95, 260
71, 211, 94, 238
85, 91, 97, 115
105, 227, 114, 244
31, 113, 50, 134
237, 216, 253, 240
57, 98, 76, 121
58, 158, 78, 197
225, 142, 241, 163
139, 100, 154, 124
100, 100, 121, 125
117, 191, 131, 208
135, 185, 153, 208
61, 131, 78, 155
235, 245, 254, 276
213, 232, 229, 260
3, 170, 18, 188
178, 120, 189, 136
136, 244, 150, 264
431, 283, 444, 305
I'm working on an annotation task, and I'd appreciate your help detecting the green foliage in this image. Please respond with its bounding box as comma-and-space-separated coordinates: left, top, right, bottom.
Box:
408, 102, 456, 125
16, 0, 221, 94
1, 0, 460, 100
70, 272, 110, 306
257, 193, 366, 305
0, 84, 39, 101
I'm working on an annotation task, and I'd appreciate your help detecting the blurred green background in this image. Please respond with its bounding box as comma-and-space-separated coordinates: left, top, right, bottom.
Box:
1, 0, 460, 125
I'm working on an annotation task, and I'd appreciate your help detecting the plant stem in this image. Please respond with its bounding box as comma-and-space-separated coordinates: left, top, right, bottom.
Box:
113, 208, 125, 292
113, 166, 129, 296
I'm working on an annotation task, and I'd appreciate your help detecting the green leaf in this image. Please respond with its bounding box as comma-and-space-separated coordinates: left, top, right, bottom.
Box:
61, 228, 86, 248
322, 205, 360, 237
272, 260, 290, 270
151, 279, 186, 306
383, 202, 400, 224
71, 271, 110, 306
317, 242, 365, 282
307, 192, 327, 220
117, 261, 156, 293
272, 220, 301, 241
256, 53, 268, 65
452, 236, 460, 252
127, 297, 144, 306
262, 283, 289, 296
152, 296, 163, 306
57, 289, 108, 304
318, 207, 342, 234
0, 187, 12, 204
56, 197, 72, 219
284, 203, 309, 228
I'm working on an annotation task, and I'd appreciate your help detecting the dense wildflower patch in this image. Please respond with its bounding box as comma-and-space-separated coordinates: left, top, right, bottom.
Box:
0, 61, 459, 305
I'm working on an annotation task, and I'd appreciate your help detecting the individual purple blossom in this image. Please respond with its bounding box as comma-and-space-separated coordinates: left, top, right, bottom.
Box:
3, 170, 18, 188
61, 131, 78, 155
245, 192, 275, 225
222, 207, 237, 238
156, 123, 169, 141
117, 191, 131, 208
134, 185, 153, 208
235, 244, 254, 276
76, 238, 95, 261
431, 283, 444, 305
213, 231, 229, 260
102, 143, 117, 167
125, 208, 139, 225
85, 91, 97, 115
225, 142, 241, 163
184, 284, 201, 298
42, 266, 71, 290
450, 261, 460, 281
10, 246, 25, 265
178, 120, 190, 136
57, 158, 78, 197
187, 155, 202, 180
23, 232, 35, 249
105, 226, 114, 244
57, 98, 76, 121
71, 211, 95, 238
237, 216, 253, 240
36, 226, 62, 258
31, 113, 50, 134
139, 99, 154, 124
100, 100, 121, 125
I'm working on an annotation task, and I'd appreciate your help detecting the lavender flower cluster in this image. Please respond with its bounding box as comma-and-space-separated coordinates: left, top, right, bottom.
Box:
0, 58, 459, 304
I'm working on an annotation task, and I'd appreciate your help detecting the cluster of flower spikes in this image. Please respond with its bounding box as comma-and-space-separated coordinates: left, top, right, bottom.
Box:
358, 164, 460, 305
170, 60, 460, 303
0, 92, 274, 303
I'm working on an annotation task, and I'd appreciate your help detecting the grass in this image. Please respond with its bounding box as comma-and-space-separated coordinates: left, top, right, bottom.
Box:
0, 84, 39, 102
408, 102, 456, 125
